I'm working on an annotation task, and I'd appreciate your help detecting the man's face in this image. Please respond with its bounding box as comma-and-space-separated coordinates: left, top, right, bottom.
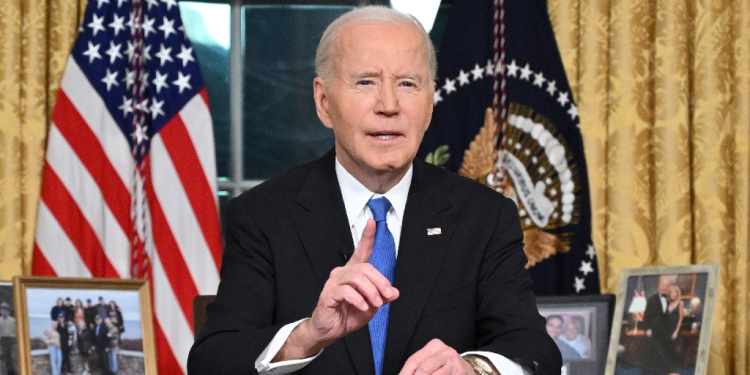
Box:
658, 278, 671, 294
314, 22, 433, 182
546, 317, 563, 339
564, 322, 578, 340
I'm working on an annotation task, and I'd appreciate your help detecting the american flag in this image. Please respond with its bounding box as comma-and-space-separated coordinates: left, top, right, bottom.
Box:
32, 0, 222, 373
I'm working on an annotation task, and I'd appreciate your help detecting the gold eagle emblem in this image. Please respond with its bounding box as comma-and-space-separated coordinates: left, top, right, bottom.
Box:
458, 108, 570, 268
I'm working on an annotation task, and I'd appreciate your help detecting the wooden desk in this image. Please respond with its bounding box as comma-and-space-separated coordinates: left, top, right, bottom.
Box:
680, 330, 700, 367
620, 329, 646, 367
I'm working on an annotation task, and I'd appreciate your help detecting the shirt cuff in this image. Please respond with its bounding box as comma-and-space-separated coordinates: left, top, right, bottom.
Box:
462, 351, 534, 375
254, 318, 322, 374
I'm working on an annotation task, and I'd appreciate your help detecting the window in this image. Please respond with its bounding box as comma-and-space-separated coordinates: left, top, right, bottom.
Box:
179, 0, 451, 219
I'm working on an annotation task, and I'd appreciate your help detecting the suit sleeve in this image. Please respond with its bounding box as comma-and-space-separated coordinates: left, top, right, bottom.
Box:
474, 197, 562, 375
187, 198, 286, 375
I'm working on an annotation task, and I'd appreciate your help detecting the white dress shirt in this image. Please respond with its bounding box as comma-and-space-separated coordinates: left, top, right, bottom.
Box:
255, 158, 532, 375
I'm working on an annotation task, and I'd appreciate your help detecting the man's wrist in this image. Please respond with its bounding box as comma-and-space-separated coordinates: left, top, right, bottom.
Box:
466, 355, 496, 375
274, 319, 329, 361
295, 320, 332, 356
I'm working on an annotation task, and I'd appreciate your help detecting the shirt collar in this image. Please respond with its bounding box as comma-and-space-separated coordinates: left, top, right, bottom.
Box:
335, 156, 412, 227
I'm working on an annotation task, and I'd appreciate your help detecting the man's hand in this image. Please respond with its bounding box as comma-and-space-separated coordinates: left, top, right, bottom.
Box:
274, 219, 399, 360
398, 339, 475, 375
308, 218, 399, 343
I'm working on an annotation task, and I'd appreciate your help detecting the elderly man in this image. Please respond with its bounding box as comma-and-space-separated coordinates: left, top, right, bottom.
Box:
544, 316, 579, 360
641, 277, 673, 375
0, 302, 17, 374
93, 315, 112, 375
188, 6, 559, 375
560, 321, 588, 359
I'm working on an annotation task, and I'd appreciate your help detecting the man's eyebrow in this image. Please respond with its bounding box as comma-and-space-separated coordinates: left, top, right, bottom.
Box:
350, 71, 424, 83
351, 71, 379, 79
397, 73, 423, 83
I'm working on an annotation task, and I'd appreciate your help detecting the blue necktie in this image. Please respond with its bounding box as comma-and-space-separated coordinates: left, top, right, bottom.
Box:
366, 197, 396, 375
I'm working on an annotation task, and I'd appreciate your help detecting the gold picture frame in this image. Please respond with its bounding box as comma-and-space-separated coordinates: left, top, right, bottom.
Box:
604, 264, 718, 375
13, 276, 157, 375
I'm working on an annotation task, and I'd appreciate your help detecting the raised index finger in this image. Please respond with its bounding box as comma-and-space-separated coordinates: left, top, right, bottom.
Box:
349, 218, 376, 264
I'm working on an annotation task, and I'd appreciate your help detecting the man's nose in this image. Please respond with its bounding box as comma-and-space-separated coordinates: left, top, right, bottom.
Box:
376, 83, 398, 115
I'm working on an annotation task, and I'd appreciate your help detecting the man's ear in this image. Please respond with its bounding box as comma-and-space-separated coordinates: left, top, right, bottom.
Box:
423, 81, 436, 131
314, 77, 334, 129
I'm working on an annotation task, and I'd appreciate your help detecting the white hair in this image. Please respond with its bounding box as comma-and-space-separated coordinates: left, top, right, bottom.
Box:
315, 5, 437, 83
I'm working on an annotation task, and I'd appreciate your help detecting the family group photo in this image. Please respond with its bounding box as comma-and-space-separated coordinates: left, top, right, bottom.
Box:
24, 288, 144, 375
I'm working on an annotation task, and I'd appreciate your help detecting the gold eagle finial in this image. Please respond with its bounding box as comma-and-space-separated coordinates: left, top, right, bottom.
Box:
458, 108, 495, 181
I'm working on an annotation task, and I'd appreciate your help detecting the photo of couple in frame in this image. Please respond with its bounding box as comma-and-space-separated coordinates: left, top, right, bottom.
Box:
606, 264, 718, 375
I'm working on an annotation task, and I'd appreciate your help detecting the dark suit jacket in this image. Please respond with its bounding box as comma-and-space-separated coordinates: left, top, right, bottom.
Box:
188, 150, 561, 375
642, 293, 669, 338
641, 293, 671, 374
94, 323, 109, 351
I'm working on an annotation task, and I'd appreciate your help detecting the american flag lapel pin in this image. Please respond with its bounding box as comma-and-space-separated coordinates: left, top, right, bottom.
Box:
427, 228, 441, 235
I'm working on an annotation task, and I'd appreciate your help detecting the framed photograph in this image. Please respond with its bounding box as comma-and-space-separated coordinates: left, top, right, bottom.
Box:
1, 281, 19, 375
605, 264, 718, 375
13, 277, 157, 375
537, 294, 615, 375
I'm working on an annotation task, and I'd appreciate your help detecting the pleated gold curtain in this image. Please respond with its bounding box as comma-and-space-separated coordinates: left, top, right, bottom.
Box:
0, 0, 86, 279
548, 0, 749, 373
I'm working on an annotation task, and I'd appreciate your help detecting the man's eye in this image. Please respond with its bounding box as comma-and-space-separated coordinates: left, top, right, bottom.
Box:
357, 80, 372, 85
400, 81, 416, 88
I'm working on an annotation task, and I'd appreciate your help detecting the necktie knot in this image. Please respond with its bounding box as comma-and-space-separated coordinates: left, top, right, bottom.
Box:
367, 197, 392, 222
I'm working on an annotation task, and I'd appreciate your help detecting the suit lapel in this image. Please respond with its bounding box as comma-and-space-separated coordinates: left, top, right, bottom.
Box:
291, 152, 352, 287
290, 151, 375, 375
383, 161, 454, 374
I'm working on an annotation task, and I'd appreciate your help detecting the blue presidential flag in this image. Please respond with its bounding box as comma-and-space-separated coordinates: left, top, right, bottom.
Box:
419, 0, 599, 295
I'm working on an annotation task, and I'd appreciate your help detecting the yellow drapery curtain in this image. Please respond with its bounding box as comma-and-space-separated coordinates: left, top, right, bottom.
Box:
548, 0, 749, 373
0, 0, 86, 280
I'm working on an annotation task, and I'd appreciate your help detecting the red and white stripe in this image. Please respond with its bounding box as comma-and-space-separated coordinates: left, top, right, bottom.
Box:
33, 57, 222, 374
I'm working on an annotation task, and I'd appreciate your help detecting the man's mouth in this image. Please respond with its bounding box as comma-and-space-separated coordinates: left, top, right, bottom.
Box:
369, 132, 401, 140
